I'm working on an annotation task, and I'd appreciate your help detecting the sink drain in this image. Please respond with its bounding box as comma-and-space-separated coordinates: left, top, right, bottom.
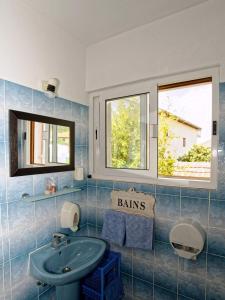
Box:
62, 266, 72, 273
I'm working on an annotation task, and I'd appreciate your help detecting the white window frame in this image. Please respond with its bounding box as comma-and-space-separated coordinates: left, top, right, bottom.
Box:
89, 67, 219, 189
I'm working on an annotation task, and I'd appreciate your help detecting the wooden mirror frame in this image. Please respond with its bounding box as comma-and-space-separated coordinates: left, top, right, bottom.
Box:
9, 110, 75, 176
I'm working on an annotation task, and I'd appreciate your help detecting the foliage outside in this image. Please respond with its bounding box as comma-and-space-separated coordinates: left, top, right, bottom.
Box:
158, 110, 176, 176
109, 103, 177, 175
178, 144, 211, 162
109, 97, 143, 169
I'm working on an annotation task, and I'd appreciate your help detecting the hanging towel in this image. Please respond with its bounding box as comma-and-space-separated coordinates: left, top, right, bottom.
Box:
101, 209, 126, 246
125, 213, 154, 250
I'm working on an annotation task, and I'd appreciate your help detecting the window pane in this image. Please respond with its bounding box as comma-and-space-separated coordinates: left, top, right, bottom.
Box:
49, 124, 54, 163
106, 94, 148, 169
158, 79, 212, 179
57, 125, 70, 164
33, 122, 45, 165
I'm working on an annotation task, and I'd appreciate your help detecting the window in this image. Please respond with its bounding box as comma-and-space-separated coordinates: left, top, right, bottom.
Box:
106, 94, 148, 170
158, 78, 213, 180
56, 125, 70, 164
30, 122, 46, 165
90, 68, 218, 188
49, 125, 70, 164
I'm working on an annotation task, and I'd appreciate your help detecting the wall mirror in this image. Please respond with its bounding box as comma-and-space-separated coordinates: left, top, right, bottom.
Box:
9, 110, 75, 176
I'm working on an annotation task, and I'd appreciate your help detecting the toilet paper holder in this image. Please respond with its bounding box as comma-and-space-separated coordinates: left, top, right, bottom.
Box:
60, 201, 80, 232
169, 219, 206, 260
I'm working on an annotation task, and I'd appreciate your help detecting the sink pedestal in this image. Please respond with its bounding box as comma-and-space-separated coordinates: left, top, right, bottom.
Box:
56, 281, 80, 300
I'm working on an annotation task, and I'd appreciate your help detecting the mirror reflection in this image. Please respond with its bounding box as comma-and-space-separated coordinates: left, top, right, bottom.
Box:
18, 120, 70, 168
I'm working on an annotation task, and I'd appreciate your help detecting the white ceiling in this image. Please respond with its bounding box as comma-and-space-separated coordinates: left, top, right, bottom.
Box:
21, 0, 208, 45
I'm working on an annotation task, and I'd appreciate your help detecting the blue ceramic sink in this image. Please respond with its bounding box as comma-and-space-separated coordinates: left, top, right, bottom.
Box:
30, 236, 106, 300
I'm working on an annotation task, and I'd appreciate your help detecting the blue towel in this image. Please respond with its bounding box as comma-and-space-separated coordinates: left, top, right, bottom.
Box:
125, 213, 154, 250
101, 210, 126, 246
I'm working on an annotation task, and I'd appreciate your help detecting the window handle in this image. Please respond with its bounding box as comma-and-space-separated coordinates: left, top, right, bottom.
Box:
212, 121, 217, 135
150, 124, 158, 138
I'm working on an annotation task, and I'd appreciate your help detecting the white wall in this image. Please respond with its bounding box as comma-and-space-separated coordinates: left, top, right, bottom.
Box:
0, 0, 87, 105
166, 118, 199, 158
86, 0, 225, 91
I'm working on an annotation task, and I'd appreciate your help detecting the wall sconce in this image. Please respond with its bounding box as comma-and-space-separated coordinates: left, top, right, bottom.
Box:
41, 78, 59, 98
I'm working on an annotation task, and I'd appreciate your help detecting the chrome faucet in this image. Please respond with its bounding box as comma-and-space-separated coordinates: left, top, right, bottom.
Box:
51, 232, 70, 249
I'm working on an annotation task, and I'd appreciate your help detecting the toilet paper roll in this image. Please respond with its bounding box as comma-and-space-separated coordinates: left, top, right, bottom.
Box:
60, 201, 80, 232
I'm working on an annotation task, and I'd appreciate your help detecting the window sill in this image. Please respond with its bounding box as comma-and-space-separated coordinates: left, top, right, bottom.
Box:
91, 173, 216, 190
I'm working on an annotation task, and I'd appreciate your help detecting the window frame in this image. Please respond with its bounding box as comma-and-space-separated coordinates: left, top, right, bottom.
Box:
89, 67, 219, 189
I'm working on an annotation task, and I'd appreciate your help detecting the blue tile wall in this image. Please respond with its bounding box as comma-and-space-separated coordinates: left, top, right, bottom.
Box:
85, 83, 225, 300
0, 79, 88, 300
86, 179, 220, 300
2, 79, 225, 300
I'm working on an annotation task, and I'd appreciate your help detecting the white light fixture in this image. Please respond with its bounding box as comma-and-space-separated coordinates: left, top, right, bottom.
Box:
41, 78, 59, 98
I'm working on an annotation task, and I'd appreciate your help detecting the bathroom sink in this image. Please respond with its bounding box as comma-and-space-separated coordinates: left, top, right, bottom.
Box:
30, 236, 107, 300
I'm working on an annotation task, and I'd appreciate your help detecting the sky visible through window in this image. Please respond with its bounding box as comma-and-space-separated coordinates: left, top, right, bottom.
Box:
158, 83, 212, 145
